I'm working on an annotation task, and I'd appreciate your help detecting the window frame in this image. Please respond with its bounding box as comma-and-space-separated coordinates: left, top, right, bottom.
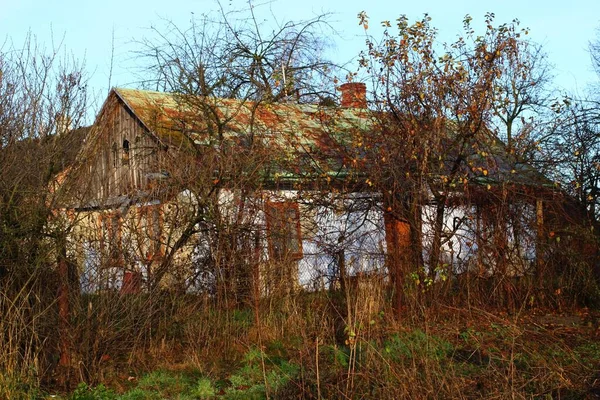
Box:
122, 139, 130, 166
265, 200, 303, 261
98, 212, 123, 267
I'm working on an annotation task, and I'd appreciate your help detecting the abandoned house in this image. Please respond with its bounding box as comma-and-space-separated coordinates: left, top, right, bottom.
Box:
54, 83, 575, 297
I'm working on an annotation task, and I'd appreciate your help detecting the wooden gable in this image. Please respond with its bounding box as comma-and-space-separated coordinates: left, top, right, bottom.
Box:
77, 90, 166, 207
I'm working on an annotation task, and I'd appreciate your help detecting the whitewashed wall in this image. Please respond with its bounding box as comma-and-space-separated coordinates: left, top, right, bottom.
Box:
298, 196, 386, 289
70, 189, 538, 293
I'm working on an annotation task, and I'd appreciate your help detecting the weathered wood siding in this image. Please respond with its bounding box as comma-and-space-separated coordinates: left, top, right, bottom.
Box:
85, 94, 161, 202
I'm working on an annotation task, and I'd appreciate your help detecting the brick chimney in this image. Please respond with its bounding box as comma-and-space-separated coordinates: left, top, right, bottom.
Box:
339, 82, 367, 108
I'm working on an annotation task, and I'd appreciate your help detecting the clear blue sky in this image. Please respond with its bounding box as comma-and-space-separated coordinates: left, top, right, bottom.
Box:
1, 0, 599, 110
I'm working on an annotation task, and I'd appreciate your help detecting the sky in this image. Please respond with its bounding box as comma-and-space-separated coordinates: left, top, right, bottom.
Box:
1, 0, 599, 116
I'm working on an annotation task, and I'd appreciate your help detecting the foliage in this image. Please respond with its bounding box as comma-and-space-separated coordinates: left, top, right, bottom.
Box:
70, 383, 117, 400
0, 373, 45, 400
190, 377, 216, 399
354, 12, 560, 315
220, 346, 299, 399
383, 329, 454, 362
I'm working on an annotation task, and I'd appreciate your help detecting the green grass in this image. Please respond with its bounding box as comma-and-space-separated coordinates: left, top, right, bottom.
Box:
67, 346, 299, 400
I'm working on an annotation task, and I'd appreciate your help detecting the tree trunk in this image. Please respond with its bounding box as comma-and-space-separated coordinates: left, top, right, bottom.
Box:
428, 198, 446, 280
384, 208, 413, 318
535, 199, 545, 281
57, 234, 75, 387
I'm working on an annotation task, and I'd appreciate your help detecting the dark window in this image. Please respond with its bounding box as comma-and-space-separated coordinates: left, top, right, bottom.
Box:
265, 201, 302, 261
122, 139, 130, 165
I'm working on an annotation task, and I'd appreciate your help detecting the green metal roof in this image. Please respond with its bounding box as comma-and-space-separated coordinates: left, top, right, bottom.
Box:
111, 88, 553, 191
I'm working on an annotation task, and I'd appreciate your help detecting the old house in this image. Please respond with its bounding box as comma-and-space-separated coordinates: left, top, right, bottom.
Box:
57, 84, 567, 299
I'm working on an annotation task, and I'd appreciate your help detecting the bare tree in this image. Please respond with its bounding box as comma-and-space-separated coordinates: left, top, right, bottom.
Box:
590, 26, 600, 80
490, 32, 553, 158
98, 2, 345, 310
135, 1, 340, 103
542, 98, 600, 219
0, 32, 90, 386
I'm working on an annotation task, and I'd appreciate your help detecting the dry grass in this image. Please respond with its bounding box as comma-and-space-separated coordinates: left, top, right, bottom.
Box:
2, 274, 600, 399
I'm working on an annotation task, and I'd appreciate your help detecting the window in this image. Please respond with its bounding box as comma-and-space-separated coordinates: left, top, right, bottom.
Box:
122, 139, 130, 165
99, 212, 123, 267
121, 271, 142, 294
138, 204, 164, 260
265, 201, 302, 261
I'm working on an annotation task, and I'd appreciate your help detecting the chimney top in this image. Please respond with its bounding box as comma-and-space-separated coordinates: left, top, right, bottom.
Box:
339, 82, 367, 108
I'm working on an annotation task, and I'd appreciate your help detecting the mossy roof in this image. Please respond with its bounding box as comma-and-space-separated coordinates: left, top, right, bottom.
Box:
111, 88, 553, 191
